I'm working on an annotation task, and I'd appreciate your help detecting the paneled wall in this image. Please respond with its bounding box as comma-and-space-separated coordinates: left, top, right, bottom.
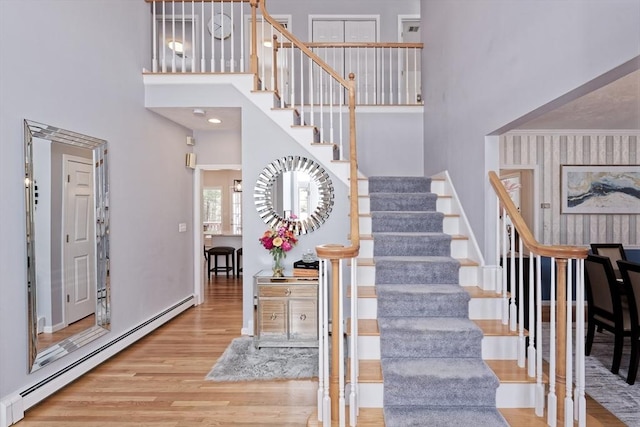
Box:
501, 131, 640, 246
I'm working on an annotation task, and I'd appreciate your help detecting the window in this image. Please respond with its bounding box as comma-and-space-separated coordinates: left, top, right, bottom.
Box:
231, 192, 242, 235
203, 187, 222, 234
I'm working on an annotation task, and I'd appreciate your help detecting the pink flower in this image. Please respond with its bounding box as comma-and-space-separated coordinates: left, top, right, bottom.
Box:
281, 241, 292, 251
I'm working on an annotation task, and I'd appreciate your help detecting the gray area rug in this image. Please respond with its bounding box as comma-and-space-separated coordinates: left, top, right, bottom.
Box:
543, 323, 640, 426
205, 336, 318, 381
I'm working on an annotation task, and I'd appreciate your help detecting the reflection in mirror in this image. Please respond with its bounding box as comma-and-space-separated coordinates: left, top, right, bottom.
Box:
24, 120, 110, 373
254, 156, 334, 235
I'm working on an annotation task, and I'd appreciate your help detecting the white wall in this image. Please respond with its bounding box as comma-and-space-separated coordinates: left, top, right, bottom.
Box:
0, 0, 194, 405
421, 0, 640, 258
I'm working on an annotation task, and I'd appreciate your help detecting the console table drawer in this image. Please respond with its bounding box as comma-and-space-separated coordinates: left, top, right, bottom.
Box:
258, 285, 316, 298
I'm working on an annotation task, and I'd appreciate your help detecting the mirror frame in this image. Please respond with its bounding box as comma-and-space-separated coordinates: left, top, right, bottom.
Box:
254, 155, 334, 235
24, 119, 110, 372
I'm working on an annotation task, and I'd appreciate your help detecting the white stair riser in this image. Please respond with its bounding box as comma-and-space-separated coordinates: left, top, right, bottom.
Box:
450, 239, 468, 258
356, 265, 376, 283
359, 240, 374, 258
348, 336, 380, 359
468, 297, 503, 320
482, 336, 519, 360
459, 265, 478, 286
358, 180, 369, 196
436, 197, 451, 212
359, 197, 370, 214
430, 179, 446, 196
356, 297, 377, 319
353, 383, 384, 408
443, 216, 460, 234
496, 383, 537, 408
359, 217, 372, 235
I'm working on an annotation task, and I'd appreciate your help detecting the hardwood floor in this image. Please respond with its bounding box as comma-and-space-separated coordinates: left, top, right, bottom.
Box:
17, 274, 624, 426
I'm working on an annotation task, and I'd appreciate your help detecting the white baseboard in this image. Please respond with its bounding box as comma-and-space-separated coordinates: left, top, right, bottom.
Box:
0, 295, 195, 427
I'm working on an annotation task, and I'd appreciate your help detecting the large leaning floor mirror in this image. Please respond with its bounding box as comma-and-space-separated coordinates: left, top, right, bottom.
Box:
24, 120, 110, 372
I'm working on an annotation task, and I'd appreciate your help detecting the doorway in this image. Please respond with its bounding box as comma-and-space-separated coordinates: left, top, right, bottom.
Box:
398, 15, 421, 104
310, 16, 378, 103
499, 167, 539, 241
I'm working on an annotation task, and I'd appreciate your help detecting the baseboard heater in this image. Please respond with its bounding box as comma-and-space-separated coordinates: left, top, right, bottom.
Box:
1, 295, 195, 427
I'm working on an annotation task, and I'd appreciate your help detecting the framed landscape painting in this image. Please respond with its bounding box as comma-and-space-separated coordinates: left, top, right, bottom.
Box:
561, 165, 640, 214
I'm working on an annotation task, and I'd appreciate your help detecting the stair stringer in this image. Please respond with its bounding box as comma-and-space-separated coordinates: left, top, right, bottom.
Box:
347, 174, 538, 415
143, 72, 366, 186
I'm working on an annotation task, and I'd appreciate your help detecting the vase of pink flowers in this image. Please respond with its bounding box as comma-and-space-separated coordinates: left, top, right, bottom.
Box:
259, 222, 298, 277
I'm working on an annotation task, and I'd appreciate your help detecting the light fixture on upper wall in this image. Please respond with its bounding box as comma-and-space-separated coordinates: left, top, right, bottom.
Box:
233, 179, 242, 192
208, 117, 222, 124
167, 40, 184, 57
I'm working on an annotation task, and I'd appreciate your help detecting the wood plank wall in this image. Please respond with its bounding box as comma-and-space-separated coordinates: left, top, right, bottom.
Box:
501, 132, 640, 246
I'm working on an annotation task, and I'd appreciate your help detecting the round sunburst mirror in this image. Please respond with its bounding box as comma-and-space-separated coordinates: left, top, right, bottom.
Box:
254, 156, 334, 235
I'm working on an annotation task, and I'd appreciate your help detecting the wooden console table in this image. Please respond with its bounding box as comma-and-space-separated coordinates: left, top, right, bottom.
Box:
253, 270, 318, 349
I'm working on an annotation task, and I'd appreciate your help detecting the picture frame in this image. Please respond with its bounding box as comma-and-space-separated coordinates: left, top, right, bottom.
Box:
561, 165, 640, 214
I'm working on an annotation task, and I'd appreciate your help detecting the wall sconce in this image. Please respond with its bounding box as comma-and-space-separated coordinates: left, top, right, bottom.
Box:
233, 179, 242, 192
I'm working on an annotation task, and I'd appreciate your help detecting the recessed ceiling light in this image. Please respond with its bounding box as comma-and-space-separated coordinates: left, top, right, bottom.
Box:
208, 118, 222, 124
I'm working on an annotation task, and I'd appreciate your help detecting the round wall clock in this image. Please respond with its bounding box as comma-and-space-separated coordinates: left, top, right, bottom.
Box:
208, 13, 232, 40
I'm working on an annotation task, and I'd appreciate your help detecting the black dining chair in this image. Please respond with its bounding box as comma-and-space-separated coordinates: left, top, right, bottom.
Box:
617, 260, 640, 384
584, 254, 632, 374
591, 243, 627, 279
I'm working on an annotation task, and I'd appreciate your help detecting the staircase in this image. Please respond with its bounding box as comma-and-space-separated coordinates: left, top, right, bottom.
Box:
322, 174, 539, 426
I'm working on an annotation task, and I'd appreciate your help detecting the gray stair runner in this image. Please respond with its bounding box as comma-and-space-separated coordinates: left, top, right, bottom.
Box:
368, 176, 508, 427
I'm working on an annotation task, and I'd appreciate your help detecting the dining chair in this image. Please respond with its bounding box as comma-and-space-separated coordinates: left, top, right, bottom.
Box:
591, 243, 627, 278
584, 254, 632, 374
617, 260, 640, 385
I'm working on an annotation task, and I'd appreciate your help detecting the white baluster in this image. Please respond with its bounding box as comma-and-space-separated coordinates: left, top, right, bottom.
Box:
230, 0, 235, 72
388, 46, 392, 104
527, 251, 536, 378
240, 0, 245, 72
547, 257, 557, 427
220, 1, 225, 72
162, 1, 167, 72
299, 41, 304, 122
501, 208, 508, 325
517, 240, 525, 367
210, 1, 214, 72
309, 57, 314, 127
200, 1, 205, 72
413, 47, 418, 103
535, 254, 545, 417
171, 1, 176, 72
152, 1, 158, 72
191, 1, 195, 72
576, 259, 586, 426
181, 2, 186, 72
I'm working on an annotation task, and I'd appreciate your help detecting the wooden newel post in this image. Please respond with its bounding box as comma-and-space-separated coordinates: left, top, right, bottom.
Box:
250, 0, 259, 90
556, 258, 568, 425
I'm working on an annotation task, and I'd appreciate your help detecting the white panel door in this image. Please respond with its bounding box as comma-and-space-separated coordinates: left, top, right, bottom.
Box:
312, 19, 377, 104
63, 156, 96, 325
400, 19, 421, 104
345, 20, 376, 103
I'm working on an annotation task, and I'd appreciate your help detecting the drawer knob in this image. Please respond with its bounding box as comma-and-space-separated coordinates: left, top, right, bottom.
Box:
284, 287, 291, 296
270, 313, 278, 320
299, 313, 307, 321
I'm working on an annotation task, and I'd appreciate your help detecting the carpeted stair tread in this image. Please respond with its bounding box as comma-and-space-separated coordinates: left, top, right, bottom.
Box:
369, 176, 432, 193
371, 211, 444, 232
378, 317, 483, 358
376, 284, 470, 317
369, 193, 437, 212
382, 358, 500, 407
375, 257, 460, 285
374, 232, 452, 256
383, 406, 508, 427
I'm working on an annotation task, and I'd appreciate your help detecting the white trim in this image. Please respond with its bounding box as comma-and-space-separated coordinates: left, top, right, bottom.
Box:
308, 14, 381, 43
42, 321, 65, 334
193, 164, 242, 307
506, 129, 640, 136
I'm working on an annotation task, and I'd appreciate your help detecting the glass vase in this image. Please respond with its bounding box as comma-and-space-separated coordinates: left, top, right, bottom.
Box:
272, 251, 284, 277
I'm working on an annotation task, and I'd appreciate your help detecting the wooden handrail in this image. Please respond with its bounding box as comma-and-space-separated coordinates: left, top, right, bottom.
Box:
259, 1, 349, 89
145, 0, 247, 2
489, 171, 587, 260
278, 42, 424, 49
490, 170, 587, 426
